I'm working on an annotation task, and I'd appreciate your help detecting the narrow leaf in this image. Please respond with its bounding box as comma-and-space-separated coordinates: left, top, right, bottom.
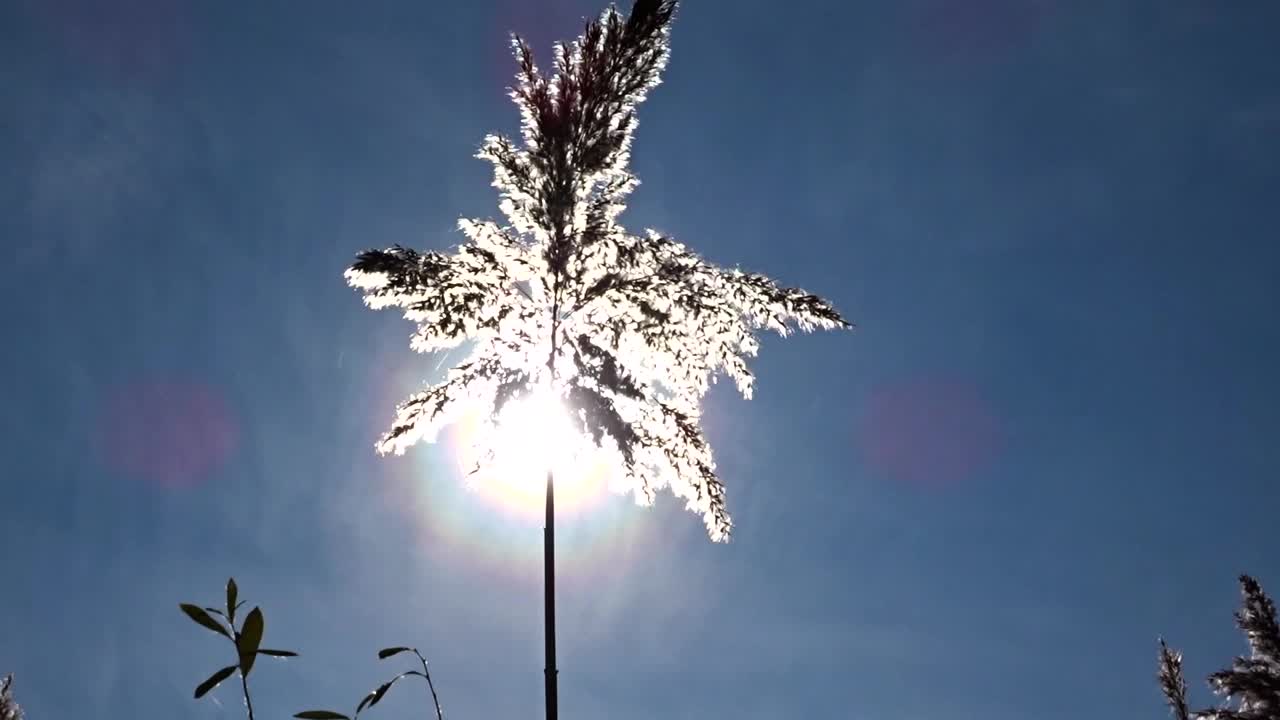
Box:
180, 604, 231, 639
237, 607, 264, 675
194, 665, 237, 699
364, 672, 414, 710
203, 607, 227, 618
358, 678, 393, 713
257, 649, 298, 658
295, 712, 350, 720
226, 578, 239, 621
377, 647, 412, 660
369, 683, 392, 709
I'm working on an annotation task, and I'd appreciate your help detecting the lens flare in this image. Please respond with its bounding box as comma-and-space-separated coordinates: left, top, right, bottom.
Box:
451, 386, 613, 519
859, 375, 1003, 489
94, 378, 238, 489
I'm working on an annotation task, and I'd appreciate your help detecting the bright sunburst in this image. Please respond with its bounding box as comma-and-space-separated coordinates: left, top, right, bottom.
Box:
344, 0, 848, 540
451, 387, 614, 518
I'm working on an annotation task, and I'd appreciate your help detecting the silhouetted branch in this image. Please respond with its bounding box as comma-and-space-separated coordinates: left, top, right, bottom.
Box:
1158, 574, 1280, 720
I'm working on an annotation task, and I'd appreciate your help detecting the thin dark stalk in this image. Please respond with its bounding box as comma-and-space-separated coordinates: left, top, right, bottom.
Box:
544, 468, 559, 720
545, 198, 563, 720
240, 671, 256, 720
413, 650, 445, 720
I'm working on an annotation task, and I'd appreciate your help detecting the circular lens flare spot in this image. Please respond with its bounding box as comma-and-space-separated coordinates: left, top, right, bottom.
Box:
913, 0, 1053, 66
95, 378, 238, 489
32, 0, 192, 86
859, 376, 1003, 489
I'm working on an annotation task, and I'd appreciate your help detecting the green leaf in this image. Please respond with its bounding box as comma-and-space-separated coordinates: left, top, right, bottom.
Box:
377, 647, 411, 659
203, 607, 227, 618
194, 665, 237, 699
226, 578, 239, 621
294, 712, 350, 720
357, 682, 389, 713
257, 649, 298, 658
237, 607, 264, 675
180, 604, 231, 639
359, 672, 416, 712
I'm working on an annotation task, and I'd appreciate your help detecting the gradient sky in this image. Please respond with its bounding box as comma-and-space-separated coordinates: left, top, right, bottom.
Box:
2, 1, 1279, 719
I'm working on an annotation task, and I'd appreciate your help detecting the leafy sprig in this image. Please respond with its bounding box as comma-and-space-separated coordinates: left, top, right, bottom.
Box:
180, 578, 298, 720
296, 645, 444, 720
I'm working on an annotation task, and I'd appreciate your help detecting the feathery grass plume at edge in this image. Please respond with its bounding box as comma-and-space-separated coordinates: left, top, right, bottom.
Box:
1159, 574, 1280, 720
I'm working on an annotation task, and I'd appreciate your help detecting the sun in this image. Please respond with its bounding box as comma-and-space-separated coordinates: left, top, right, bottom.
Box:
451, 386, 613, 518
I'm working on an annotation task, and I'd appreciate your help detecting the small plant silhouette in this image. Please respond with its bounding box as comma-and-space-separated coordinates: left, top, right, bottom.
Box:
296, 645, 445, 720
179, 578, 298, 720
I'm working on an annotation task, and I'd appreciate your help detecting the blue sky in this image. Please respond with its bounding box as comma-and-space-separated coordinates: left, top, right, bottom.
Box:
2, 1, 1278, 718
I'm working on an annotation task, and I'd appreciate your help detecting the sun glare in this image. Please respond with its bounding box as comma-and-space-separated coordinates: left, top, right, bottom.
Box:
452, 386, 613, 517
